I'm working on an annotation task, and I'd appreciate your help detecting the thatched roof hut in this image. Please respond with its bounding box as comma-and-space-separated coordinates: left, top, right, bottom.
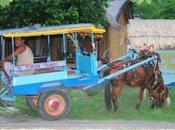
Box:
128, 19, 175, 49
105, 0, 132, 60
106, 0, 131, 28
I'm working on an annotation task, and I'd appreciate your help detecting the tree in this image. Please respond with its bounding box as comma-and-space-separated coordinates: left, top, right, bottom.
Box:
131, 0, 162, 4
0, 0, 12, 7
133, 1, 160, 19
0, 0, 109, 29
159, 0, 175, 19
133, 0, 175, 19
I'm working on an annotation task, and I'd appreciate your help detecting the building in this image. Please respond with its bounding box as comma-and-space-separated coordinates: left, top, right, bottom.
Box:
128, 19, 175, 49
105, 0, 132, 60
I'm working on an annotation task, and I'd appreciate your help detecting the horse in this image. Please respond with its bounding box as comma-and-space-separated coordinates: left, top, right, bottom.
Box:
101, 48, 170, 111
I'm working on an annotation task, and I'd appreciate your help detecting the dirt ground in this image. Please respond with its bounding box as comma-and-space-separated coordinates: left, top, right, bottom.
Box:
0, 115, 175, 130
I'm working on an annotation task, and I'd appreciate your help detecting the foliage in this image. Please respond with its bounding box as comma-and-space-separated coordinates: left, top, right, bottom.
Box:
131, 0, 162, 4
131, 0, 151, 4
158, 0, 175, 19
133, 0, 175, 19
0, 0, 12, 6
0, 0, 109, 29
133, 1, 160, 19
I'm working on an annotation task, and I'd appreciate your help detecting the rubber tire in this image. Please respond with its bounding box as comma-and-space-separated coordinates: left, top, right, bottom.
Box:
38, 89, 70, 120
26, 96, 39, 111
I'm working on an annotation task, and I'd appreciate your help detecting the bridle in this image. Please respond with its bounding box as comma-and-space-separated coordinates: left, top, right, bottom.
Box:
151, 60, 168, 106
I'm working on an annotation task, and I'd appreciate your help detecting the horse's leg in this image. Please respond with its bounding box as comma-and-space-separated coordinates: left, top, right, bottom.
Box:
104, 81, 112, 111
111, 80, 124, 111
136, 87, 145, 109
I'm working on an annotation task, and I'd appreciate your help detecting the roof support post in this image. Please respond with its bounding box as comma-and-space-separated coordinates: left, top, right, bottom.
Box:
1, 36, 4, 61
74, 32, 78, 49
47, 35, 51, 61
11, 37, 15, 76
91, 32, 95, 52
63, 34, 66, 60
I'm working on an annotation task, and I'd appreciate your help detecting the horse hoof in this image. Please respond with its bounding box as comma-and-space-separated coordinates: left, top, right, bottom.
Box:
114, 107, 119, 112
106, 107, 112, 112
150, 104, 155, 109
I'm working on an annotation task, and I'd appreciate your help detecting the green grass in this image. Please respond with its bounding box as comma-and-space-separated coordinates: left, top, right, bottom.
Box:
2, 87, 175, 121
66, 87, 175, 121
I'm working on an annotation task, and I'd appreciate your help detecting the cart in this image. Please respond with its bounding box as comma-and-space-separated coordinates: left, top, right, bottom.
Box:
0, 23, 159, 120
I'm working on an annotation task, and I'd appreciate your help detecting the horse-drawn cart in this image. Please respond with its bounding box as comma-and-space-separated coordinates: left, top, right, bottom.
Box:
0, 23, 168, 120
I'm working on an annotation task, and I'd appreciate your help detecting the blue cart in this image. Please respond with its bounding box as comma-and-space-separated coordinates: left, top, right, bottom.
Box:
0, 23, 158, 120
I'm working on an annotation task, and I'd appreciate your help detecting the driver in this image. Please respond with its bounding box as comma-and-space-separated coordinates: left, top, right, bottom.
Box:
0, 37, 34, 75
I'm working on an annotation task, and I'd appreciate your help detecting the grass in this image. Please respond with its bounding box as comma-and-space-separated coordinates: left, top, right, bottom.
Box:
8, 87, 175, 121
66, 87, 175, 121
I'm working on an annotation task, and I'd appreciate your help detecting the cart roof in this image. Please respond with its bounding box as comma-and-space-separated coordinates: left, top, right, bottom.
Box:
0, 23, 105, 38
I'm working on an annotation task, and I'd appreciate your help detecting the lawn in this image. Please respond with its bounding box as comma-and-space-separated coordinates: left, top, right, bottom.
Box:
10, 87, 175, 121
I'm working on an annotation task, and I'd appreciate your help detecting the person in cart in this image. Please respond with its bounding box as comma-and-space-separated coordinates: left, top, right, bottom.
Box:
0, 37, 34, 75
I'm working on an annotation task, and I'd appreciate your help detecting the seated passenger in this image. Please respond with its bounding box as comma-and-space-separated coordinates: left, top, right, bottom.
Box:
0, 37, 34, 75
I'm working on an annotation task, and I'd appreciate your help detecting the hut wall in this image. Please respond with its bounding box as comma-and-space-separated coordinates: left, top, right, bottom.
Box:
128, 20, 175, 49
107, 25, 127, 60
106, 2, 131, 60
107, 14, 128, 60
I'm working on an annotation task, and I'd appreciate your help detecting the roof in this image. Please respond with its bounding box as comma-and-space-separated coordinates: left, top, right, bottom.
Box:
0, 23, 105, 37
128, 19, 175, 49
106, 0, 129, 28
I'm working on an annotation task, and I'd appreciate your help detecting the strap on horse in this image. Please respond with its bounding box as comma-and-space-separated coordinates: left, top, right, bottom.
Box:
152, 58, 164, 90
101, 58, 123, 70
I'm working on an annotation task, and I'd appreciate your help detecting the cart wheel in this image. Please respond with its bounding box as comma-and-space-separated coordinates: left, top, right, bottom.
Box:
26, 96, 39, 111
38, 89, 70, 120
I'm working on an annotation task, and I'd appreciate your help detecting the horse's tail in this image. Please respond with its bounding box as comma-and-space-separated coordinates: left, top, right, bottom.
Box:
102, 68, 113, 111
104, 80, 112, 111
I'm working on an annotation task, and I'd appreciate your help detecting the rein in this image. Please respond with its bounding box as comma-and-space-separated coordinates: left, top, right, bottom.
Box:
101, 58, 123, 70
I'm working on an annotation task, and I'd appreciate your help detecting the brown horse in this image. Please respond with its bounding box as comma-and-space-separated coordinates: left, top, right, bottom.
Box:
102, 49, 170, 111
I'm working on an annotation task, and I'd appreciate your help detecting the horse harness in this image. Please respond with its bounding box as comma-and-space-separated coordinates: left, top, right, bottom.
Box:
102, 57, 153, 81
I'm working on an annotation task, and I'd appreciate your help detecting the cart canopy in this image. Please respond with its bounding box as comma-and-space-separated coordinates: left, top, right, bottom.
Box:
0, 23, 105, 38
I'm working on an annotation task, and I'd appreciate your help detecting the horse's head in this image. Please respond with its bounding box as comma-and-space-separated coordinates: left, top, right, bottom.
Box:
150, 68, 170, 108
151, 84, 170, 108
101, 49, 111, 64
